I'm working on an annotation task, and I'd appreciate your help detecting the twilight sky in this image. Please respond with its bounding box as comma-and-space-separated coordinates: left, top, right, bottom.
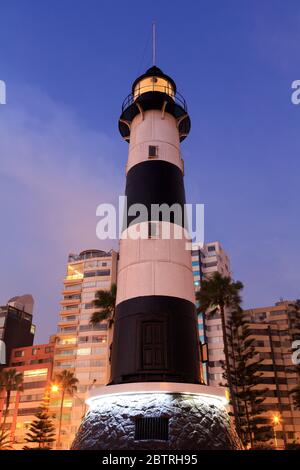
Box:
0, 0, 299, 343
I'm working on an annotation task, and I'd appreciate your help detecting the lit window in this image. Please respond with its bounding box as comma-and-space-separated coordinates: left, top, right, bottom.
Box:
14, 350, 24, 357
24, 368, 48, 378
60, 337, 76, 345
77, 348, 91, 356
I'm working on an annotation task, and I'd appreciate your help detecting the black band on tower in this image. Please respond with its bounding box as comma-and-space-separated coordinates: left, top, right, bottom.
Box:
124, 160, 186, 229
110, 295, 201, 385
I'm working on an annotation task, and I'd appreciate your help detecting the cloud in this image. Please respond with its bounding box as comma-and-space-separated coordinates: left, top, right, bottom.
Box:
0, 85, 122, 341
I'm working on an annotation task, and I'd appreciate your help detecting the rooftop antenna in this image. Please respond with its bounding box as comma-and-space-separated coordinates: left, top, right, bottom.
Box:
152, 21, 156, 66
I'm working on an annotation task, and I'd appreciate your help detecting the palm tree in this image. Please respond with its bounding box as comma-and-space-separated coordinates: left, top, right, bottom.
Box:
53, 370, 78, 448
90, 283, 117, 328
0, 426, 12, 450
196, 272, 243, 433
0, 368, 23, 439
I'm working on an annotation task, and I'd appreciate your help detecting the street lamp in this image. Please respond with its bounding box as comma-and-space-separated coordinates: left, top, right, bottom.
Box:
51, 384, 59, 393
272, 414, 281, 449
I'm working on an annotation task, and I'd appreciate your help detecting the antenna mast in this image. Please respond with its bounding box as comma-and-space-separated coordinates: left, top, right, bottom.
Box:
152, 21, 156, 66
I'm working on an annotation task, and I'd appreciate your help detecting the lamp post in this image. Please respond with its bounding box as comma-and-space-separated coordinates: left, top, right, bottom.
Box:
272, 414, 280, 449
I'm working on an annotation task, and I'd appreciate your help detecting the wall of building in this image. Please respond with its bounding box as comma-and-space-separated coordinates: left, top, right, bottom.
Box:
0, 342, 54, 449
243, 301, 300, 448
51, 249, 118, 449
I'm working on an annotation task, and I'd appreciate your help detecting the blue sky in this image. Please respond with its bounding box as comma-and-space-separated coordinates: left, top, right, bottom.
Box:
0, 0, 299, 342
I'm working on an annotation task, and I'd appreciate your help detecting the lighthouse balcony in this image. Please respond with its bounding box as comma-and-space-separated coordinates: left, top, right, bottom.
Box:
119, 88, 191, 143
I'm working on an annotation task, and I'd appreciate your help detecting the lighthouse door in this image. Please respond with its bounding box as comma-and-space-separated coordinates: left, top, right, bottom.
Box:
141, 321, 166, 370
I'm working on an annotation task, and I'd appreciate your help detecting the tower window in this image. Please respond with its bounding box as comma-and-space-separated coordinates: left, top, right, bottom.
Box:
135, 417, 169, 441
148, 145, 158, 158
148, 222, 158, 239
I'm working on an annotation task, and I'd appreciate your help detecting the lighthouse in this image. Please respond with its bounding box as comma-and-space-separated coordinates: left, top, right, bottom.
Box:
111, 65, 201, 386
72, 65, 242, 451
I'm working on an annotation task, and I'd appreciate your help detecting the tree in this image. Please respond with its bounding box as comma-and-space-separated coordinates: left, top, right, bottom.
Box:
0, 368, 23, 439
196, 272, 243, 431
0, 425, 12, 450
226, 308, 273, 448
54, 370, 78, 448
288, 300, 300, 410
90, 283, 117, 328
24, 409, 56, 449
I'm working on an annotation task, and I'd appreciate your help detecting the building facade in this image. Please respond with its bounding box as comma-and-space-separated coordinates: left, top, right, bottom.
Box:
243, 300, 300, 448
191, 241, 231, 386
0, 342, 54, 449
0, 295, 35, 367
51, 249, 117, 449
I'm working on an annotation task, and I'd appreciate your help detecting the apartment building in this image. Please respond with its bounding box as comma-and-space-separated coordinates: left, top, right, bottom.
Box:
243, 300, 300, 448
0, 342, 54, 449
191, 241, 231, 386
0, 295, 35, 367
52, 249, 118, 449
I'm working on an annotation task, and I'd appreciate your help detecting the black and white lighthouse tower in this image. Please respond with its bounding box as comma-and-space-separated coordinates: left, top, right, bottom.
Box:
72, 65, 241, 451
111, 64, 201, 386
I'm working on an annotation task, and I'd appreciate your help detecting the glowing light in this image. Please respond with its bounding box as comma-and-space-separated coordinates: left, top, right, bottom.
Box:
273, 415, 280, 426
51, 384, 59, 393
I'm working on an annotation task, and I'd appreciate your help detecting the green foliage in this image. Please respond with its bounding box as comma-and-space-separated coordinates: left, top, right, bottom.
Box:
54, 369, 78, 396
226, 308, 273, 447
196, 272, 243, 316
285, 441, 300, 450
24, 409, 56, 449
0, 426, 12, 450
90, 283, 117, 328
196, 272, 244, 434
0, 368, 23, 439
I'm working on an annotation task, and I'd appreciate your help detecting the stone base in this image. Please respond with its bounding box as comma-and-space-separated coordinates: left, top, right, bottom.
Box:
71, 383, 242, 450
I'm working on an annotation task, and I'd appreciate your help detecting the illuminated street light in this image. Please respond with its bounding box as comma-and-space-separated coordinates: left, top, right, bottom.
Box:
272, 414, 281, 449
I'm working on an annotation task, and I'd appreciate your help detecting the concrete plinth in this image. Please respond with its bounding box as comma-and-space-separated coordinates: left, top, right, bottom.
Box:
71, 383, 242, 450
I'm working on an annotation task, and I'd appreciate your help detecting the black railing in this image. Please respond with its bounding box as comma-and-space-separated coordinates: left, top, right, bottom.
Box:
121, 84, 188, 113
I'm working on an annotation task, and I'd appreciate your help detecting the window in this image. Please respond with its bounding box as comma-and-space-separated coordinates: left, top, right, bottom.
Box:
45, 347, 53, 353
148, 145, 158, 158
23, 381, 47, 390
135, 417, 169, 441
79, 324, 107, 331
59, 326, 77, 333
207, 245, 216, 252
63, 294, 81, 301
18, 407, 41, 416
84, 270, 110, 278
77, 348, 91, 356
203, 261, 218, 268
14, 350, 24, 357
64, 284, 81, 291
59, 337, 76, 345
24, 368, 48, 378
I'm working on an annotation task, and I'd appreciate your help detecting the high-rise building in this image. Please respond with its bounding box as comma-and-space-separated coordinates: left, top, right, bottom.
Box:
0, 295, 36, 367
0, 341, 54, 449
242, 300, 300, 448
52, 249, 117, 449
191, 242, 231, 386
